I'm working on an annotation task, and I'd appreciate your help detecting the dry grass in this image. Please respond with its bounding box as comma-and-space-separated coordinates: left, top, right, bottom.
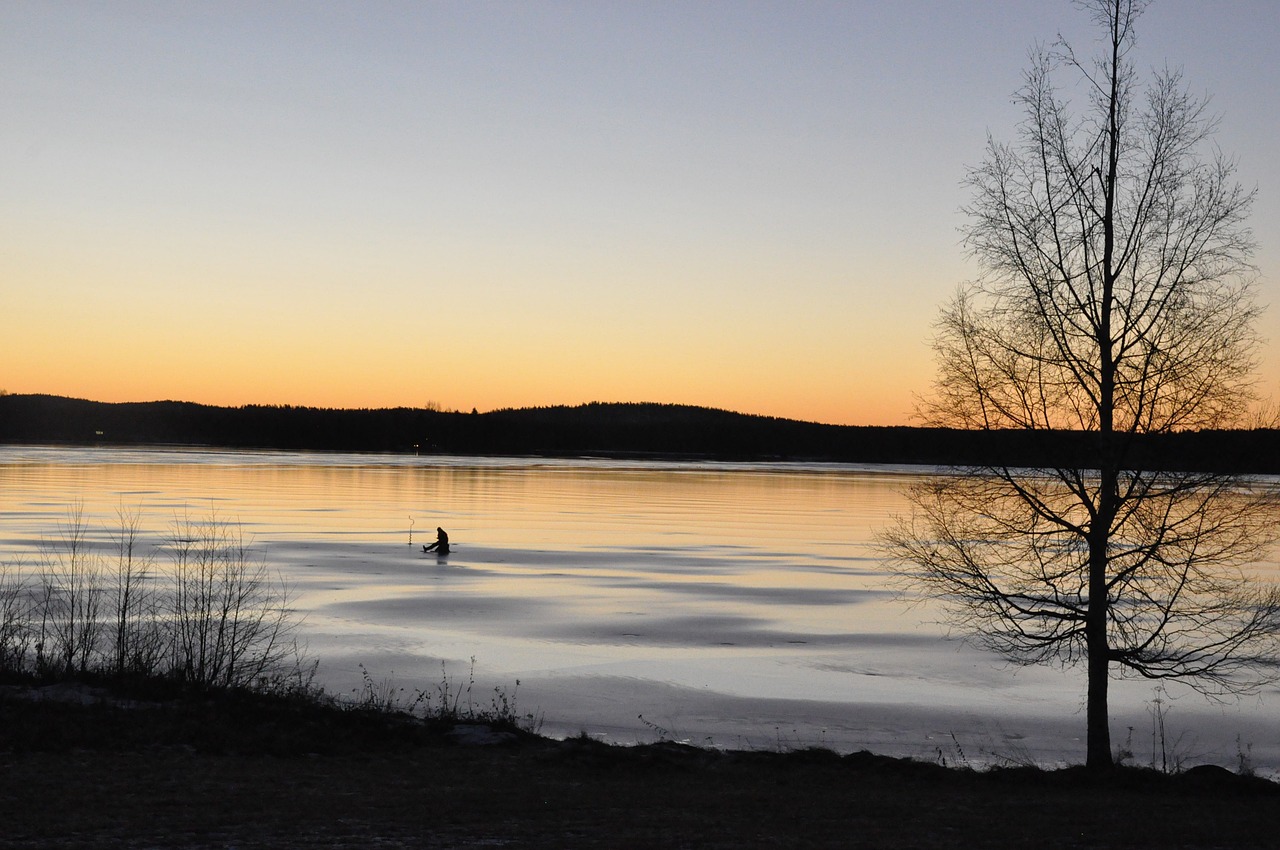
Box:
2, 683, 1278, 849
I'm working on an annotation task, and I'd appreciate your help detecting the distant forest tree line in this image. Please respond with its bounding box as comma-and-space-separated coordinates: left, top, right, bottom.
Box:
1, 394, 1278, 474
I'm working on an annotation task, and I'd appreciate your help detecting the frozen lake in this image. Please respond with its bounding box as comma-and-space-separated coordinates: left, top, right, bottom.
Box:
2, 445, 1278, 773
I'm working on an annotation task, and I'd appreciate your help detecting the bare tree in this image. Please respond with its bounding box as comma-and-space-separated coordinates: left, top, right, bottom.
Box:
884, 0, 1280, 769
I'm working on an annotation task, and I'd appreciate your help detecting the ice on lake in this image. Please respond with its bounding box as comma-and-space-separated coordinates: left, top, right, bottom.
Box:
2, 445, 1278, 773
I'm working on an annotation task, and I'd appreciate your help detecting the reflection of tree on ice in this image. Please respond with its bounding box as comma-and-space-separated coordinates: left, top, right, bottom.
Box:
423, 527, 450, 556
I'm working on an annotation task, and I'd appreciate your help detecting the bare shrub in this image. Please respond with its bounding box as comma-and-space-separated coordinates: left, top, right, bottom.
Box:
165, 511, 301, 689
1, 505, 308, 691
0, 561, 32, 673
37, 504, 106, 675
109, 503, 165, 676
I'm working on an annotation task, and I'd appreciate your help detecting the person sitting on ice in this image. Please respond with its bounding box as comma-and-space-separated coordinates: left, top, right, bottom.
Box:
422, 527, 450, 556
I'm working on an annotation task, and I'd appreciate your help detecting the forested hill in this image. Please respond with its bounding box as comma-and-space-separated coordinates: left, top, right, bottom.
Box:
1, 394, 1278, 473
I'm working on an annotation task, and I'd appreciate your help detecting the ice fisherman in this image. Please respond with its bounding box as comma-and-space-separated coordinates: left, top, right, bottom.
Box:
423, 526, 450, 556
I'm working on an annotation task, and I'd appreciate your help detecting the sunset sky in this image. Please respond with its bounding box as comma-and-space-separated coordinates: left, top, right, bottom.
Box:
4, 1, 1278, 426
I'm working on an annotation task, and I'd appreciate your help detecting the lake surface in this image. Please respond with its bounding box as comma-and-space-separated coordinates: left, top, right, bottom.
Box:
2, 445, 1278, 773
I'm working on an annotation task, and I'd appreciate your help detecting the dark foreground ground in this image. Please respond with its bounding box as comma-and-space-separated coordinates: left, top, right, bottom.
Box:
3, 684, 1280, 849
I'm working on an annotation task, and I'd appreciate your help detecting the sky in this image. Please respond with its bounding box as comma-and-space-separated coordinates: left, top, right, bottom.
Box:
3, 1, 1278, 427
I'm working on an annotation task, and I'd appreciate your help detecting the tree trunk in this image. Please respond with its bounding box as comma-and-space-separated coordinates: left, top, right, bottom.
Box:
1084, 0, 1123, 773
1086, 538, 1114, 769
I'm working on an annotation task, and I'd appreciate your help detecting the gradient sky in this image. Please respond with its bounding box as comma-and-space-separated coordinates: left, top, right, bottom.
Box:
4, 1, 1278, 426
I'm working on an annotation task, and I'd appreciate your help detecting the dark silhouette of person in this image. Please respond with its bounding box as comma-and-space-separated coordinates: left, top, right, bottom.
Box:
423, 527, 450, 556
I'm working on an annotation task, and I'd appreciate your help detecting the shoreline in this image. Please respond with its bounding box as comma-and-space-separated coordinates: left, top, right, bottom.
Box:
3, 677, 1279, 849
